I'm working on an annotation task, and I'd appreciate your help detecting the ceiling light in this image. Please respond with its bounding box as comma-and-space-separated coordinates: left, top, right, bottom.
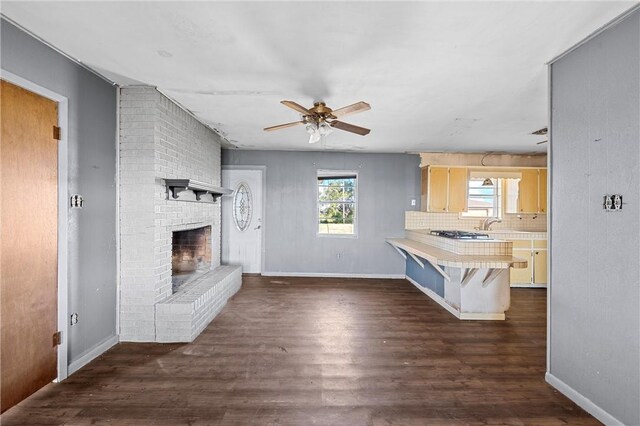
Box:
482, 178, 494, 186
308, 132, 321, 144
318, 121, 333, 137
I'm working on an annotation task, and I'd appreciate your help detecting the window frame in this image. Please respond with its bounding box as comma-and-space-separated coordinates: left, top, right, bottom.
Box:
316, 169, 359, 238
461, 177, 503, 218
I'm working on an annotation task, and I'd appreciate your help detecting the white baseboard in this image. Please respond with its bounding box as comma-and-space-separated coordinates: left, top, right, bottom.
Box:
405, 276, 505, 321
68, 335, 119, 377
545, 372, 623, 426
460, 312, 505, 320
511, 283, 547, 289
261, 271, 405, 279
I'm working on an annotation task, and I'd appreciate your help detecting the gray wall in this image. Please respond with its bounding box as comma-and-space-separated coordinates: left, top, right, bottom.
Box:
222, 150, 421, 276
1, 20, 118, 364
549, 9, 639, 425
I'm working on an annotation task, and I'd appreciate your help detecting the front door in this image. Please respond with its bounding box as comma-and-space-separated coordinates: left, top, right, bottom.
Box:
221, 168, 263, 273
1, 80, 59, 412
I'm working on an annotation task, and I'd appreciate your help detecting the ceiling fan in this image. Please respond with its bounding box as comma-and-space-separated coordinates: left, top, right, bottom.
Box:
264, 100, 371, 144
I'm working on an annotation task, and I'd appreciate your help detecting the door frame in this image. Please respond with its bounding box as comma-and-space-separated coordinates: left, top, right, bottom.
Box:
221, 165, 267, 274
1, 69, 69, 381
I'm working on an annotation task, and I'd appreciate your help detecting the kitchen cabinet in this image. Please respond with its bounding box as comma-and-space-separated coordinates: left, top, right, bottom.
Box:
538, 169, 547, 213
510, 239, 547, 287
448, 168, 468, 212
517, 168, 547, 213
424, 166, 468, 212
427, 167, 448, 212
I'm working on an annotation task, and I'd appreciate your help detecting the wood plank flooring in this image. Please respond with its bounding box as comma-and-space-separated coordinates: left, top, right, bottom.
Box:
2, 276, 598, 425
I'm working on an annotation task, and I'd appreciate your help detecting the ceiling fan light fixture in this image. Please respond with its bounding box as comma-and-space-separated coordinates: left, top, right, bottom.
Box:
318, 121, 333, 136
308, 131, 321, 144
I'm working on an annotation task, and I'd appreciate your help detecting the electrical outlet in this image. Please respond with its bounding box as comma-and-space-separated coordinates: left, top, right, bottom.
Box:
70, 313, 78, 325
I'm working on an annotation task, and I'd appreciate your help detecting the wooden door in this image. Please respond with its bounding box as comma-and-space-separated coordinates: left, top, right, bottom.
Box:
428, 167, 448, 212
447, 167, 468, 212
538, 168, 548, 213
1, 80, 59, 412
518, 169, 539, 213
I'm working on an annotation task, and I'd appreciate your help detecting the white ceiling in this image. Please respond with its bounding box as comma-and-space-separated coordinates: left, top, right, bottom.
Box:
2, 1, 636, 153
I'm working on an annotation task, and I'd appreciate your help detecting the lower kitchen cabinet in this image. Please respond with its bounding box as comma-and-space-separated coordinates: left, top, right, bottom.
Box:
510, 239, 547, 287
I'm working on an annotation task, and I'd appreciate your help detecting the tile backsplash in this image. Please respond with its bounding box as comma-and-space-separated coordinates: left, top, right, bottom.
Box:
405, 211, 547, 232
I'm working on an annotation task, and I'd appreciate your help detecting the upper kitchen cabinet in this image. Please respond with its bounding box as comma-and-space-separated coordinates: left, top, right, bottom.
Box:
538, 169, 547, 213
423, 166, 468, 212
517, 168, 547, 213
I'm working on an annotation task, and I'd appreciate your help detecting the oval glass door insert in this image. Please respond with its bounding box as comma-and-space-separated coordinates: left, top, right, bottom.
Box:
233, 182, 253, 232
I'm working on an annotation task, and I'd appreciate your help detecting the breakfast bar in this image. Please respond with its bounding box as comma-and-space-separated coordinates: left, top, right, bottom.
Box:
388, 229, 527, 320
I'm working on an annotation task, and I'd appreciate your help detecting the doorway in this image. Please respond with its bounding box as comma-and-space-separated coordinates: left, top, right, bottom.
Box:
1, 80, 60, 412
221, 167, 264, 274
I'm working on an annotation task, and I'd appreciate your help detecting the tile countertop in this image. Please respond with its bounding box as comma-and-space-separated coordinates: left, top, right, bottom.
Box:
405, 230, 512, 256
406, 228, 547, 241
386, 238, 528, 269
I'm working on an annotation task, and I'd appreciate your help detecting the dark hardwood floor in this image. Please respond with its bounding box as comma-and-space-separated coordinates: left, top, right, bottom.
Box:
2, 276, 598, 425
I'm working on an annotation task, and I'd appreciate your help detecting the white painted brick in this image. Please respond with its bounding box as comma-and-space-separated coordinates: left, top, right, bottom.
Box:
119, 86, 224, 343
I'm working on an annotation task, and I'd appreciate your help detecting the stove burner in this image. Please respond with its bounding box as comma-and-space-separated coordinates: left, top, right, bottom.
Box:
430, 230, 491, 240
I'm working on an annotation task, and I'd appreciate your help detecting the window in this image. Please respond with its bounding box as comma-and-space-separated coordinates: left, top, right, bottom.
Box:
463, 178, 502, 218
317, 171, 357, 236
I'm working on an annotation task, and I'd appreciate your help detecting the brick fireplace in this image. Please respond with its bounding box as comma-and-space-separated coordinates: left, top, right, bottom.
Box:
119, 86, 228, 342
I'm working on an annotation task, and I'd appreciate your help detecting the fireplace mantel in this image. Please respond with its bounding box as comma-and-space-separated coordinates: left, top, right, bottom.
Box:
165, 179, 232, 203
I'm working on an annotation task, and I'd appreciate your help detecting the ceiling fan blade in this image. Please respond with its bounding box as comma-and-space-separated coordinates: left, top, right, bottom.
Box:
329, 120, 371, 136
280, 100, 312, 115
331, 101, 371, 119
536, 140, 548, 145
264, 121, 305, 132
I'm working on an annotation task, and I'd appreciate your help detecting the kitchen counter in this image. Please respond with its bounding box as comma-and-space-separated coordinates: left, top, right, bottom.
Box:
388, 229, 528, 321
386, 238, 527, 269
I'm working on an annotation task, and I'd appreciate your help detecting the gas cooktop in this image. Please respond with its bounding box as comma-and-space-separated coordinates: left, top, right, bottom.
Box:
429, 230, 492, 240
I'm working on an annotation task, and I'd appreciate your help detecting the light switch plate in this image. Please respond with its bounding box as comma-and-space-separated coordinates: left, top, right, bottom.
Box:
70, 194, 84, 208
603, 194, 623, 211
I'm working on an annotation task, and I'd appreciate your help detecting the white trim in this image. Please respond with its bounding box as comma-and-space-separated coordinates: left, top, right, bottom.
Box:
222, 165, 267, 274
405, 276, 505, 321
510, 283, 547, 289
545, 372, 623, 426
262, 272, 405, 279
460, 312, 505, 321
1, 69, 70, 382
547, 4, 640, 65
68, 335, 119, 377
115, 88, 121, 337
546, 60, 553, 375
407, 252, 425, 269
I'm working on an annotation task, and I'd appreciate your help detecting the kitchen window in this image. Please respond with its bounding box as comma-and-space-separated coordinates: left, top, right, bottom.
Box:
317, 171, 357, 236
463, 178, 502, 218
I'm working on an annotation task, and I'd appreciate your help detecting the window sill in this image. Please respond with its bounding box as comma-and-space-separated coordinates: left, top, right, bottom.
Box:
317, 233, 358, 239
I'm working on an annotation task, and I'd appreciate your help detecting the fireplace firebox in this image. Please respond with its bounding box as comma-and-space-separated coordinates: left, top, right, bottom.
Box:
171, 226, 212, 293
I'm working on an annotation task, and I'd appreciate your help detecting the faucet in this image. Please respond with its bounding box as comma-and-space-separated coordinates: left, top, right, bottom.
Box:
482, 217, 502, 231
